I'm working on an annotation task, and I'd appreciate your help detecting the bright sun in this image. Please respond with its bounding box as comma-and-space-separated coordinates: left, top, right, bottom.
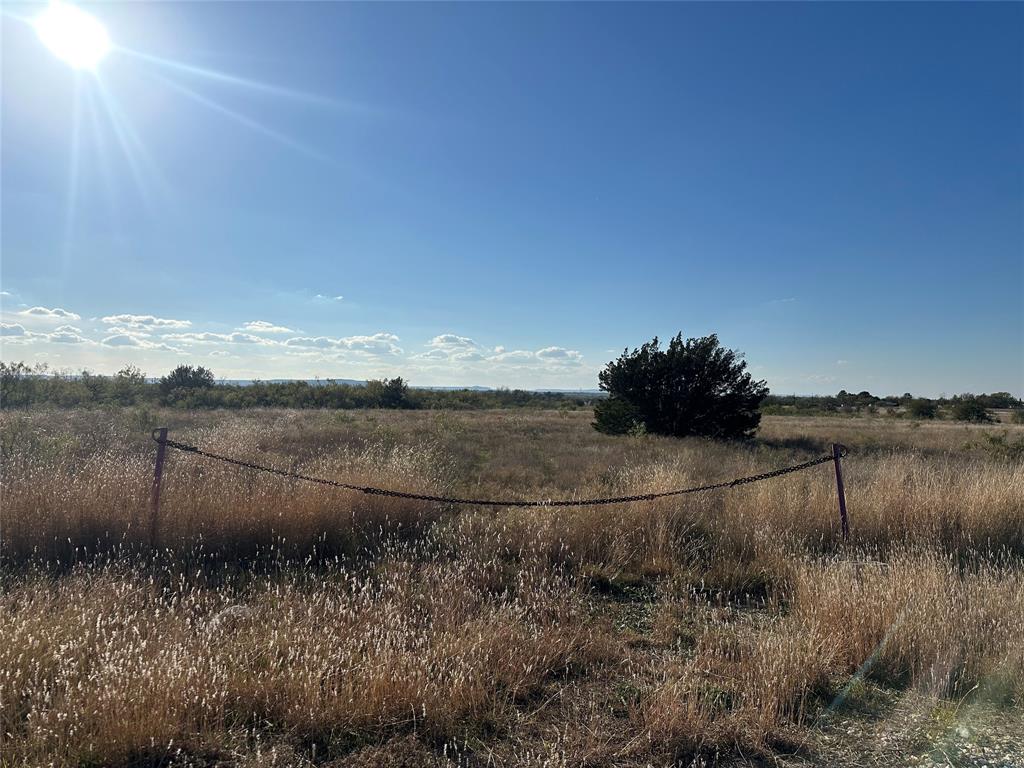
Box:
34, 2, 111, 70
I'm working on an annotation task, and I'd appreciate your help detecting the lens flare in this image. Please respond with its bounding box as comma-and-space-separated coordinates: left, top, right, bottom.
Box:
34, 2, 111, 70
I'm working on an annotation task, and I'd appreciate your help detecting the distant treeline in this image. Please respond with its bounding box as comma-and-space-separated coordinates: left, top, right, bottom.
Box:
764, 389, 1023, 422
2, 362, 1020, 421
0, 362, 595, 411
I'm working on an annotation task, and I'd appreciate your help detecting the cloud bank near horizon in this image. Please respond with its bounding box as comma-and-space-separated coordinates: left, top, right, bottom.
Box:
0, 305, 593, 387
4, 304, 1014, 396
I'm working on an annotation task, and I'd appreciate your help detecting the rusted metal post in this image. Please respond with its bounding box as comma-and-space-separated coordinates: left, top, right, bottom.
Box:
150, 427, 168, 550
831, 443, 849, 541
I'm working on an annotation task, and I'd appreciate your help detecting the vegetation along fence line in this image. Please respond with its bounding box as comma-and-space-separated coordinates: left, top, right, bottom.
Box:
149, 427, 851, 546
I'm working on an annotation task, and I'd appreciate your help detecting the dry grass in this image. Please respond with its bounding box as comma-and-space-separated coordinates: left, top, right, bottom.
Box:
0, 552, 604, 767
0, 416, 455, 562
643, 552, 1024, 759
1, 408, 1022, 766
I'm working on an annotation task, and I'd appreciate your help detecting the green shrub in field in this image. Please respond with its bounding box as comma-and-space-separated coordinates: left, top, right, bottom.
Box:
952, 398, 993, 423
908, 399, 938, 420
592, 396, 644, 436
159, 364, 215, 400
594, 333, 768, 439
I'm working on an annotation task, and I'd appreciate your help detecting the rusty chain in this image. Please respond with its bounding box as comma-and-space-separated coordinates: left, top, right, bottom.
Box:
153, 429, 846, 508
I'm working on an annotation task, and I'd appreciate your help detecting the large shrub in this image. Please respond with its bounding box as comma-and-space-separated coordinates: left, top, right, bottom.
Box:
952, 398, 993, 424
593, 333, 768, 439
158, 365, 216, 404
908, 399, 938, 420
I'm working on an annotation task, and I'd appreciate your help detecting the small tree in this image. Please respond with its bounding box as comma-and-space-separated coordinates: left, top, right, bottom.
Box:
364, 377, 411, 408
159, 365, 215, 398
952, 398, 992, 423
116, 364, 146, 383
0, 361, 35, 407
907, 398, 938, 420
594, 333, 768, 439
113, 364, 147, 404
380, 377, 410, 408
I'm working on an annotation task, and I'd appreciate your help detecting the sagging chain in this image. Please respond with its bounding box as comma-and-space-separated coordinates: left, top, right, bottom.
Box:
153, 429, 846, 508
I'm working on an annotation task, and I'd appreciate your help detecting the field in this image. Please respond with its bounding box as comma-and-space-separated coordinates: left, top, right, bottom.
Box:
1, 408, 1023, 767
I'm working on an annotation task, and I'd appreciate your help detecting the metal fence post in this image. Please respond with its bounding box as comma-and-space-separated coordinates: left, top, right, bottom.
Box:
150, 427, 168, 550
831, 443, 849, 541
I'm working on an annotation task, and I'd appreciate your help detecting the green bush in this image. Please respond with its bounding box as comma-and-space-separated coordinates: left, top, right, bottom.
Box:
952, 399, 993, 423
594, 333, 768, 439
908, 399, 938, 420
159, 364, 215, 400
592, 396, 643, 435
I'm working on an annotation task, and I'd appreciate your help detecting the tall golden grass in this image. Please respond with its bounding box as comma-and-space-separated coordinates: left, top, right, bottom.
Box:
1, 408, 1022, 765
1, 554, 605, 766
644, 552, 1024, 758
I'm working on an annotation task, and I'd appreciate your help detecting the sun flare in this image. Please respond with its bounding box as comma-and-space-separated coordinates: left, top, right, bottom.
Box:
34, 2, 111, 70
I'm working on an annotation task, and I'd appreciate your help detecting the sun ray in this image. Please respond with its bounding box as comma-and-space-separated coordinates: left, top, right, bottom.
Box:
91, 77, 167, 211
61, 76, 84, 277
118, 46, 355, 111
82, 85, 123, 236
147, 71, 330, 162
818, 605, 908, 721
0, 7, 35, 24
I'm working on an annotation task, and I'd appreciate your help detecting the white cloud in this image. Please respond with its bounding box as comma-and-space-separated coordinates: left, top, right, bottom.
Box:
836, 360, 849, 366
227, 333, 275, 345
18, 306, 81, 321
313, 294, 344, 302
428, 333, 478, 350
414, 334, 487, 363
102, 334, 146, 347
481, 346, 585, 367
164, 332, 274, 345
344, 333, 402, 354
535, 346, 583, 363
413, 348, 450, 361
490, 349, 535, 363
105, 326, 152, 338
101, 334, 181, 352
240, 320, 296, 334
283, 336, 337, 350
46, 327, 91, 344
2, 323, 92, 345
100, 314, 191, 329
283, 332, 402, 356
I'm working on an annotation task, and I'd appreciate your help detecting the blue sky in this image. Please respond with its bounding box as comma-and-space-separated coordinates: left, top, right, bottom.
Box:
2, 2, 1022, 395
